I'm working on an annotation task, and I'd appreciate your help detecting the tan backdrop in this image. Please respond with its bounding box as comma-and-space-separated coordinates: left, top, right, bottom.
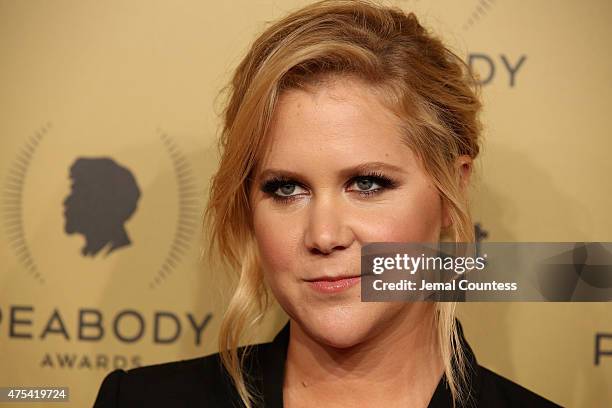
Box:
1, 1, 610, 407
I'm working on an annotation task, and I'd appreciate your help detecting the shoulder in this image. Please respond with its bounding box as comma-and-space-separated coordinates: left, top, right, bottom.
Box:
475, 365, 563, 407
92, 343, 270, 408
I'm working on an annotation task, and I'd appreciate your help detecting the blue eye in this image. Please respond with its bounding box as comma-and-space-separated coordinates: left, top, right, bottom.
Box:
354, 178, 378, 192
260, 177, 305, 203
278, 184, 296, 195
350, 173, 395, 197
275, 183, 307, 200
357, 179, 372, 189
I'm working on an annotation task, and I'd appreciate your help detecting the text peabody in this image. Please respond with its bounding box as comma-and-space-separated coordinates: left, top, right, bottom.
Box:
372, 253, 487, 275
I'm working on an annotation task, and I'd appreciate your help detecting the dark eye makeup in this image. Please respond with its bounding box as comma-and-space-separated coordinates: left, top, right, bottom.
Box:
259, 170, 398, 204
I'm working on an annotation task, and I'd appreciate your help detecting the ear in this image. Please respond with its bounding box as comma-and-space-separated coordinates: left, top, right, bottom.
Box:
441, 155, 473, 228
456, 155, 473, 192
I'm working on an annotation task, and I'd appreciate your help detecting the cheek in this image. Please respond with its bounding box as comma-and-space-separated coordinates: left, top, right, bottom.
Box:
365, 185, 443, 242
252, 209, 301, 281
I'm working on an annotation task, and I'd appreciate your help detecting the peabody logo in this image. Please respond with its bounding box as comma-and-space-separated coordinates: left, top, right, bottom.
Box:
64, 157, 141, 257
1, 124, 212, 371
3, 123, 200, 289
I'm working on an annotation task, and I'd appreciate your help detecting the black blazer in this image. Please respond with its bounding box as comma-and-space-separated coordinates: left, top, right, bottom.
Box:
93, 319, 563, 407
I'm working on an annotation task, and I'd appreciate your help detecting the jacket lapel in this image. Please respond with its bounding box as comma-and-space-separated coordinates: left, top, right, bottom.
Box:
261, 322, 290, 408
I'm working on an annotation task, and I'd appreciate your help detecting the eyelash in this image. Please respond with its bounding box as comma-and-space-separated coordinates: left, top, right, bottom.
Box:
260, 171, 397, 204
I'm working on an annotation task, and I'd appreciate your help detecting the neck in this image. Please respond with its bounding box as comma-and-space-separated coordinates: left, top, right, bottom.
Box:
283, 304, 444, 408
81, 227, 130, 257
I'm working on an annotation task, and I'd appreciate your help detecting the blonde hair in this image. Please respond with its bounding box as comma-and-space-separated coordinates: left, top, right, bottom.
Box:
204, 1, 482, 407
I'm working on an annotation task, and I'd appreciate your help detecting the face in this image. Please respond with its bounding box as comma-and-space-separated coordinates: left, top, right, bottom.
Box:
63, 177, 85, 234
249, 76, 447, 348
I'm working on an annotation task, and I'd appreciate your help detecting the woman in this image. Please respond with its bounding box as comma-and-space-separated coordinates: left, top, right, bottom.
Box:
94, 1, 561, 407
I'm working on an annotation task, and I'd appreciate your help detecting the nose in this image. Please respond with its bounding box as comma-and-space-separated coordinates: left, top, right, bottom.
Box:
304, 195, 354, 255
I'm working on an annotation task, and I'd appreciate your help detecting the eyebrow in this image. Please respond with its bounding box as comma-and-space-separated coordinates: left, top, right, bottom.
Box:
257, 161, 407, 182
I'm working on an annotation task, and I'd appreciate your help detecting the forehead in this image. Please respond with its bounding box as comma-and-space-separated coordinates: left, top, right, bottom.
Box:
257, 77, 415, 173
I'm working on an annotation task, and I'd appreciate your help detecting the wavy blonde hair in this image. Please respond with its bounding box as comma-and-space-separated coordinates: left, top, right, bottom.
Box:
204, 1, 482, 407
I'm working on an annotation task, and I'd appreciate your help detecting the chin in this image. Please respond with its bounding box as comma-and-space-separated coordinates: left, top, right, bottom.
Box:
296, 302, 389, 349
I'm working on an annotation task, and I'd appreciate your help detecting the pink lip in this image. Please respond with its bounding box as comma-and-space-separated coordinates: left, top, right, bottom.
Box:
307, 276, 361, 294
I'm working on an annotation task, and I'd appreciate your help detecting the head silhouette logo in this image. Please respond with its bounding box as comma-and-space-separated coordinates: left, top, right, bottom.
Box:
63, 157, 141, 257
4, 124, 201, 288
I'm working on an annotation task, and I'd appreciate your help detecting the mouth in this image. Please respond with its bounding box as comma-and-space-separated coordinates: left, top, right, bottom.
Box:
304, 271, 374, 282
305, 274, 361, 282
304, 275, 362, 294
